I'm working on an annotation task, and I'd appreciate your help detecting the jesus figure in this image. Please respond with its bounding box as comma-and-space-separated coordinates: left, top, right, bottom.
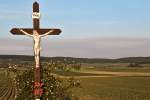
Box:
20, 29, 54, 68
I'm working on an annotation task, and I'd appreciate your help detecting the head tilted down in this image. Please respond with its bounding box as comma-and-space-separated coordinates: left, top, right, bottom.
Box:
33, 30, 39, 36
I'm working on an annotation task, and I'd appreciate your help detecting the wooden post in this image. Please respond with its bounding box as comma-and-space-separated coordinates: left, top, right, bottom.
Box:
10, 1, 62, 100
32, 2, 41, 99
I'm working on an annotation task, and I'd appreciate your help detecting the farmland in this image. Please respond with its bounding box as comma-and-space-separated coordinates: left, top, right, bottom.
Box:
0, 55, 150, 100
0, 69, 16, 99
75, 76, 150, 100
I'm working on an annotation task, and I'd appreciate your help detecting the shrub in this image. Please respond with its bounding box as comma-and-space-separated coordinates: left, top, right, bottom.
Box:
15, 64, 80, 100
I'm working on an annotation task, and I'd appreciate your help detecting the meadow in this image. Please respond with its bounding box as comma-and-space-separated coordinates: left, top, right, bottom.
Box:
0, 69, 16, 99
75, 76, 150, 100
0, 59, 150, 100
59, 63, 150, 100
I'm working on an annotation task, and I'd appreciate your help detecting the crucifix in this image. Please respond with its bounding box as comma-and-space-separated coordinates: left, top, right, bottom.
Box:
10, 1, 61, 100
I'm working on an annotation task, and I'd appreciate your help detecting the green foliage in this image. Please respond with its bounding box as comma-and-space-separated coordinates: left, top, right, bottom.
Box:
16, 69, 34, 100
1, 55, 150, 65
15, 64, 80, 100
41, 59, 81, 72
128, 62, 142, 67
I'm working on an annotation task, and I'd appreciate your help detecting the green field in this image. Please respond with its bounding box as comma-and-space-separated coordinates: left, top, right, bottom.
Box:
54, 64, 150, 100
81, 63, 150, 73
0, 69, 16, 99
1, 63, 150, 100
74, 76, 150, 100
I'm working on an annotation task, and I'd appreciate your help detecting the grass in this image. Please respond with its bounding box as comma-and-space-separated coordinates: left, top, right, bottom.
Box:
53, 65, 150, 100
73, 76, 150, 100
54, 70, 114, 76
0, 69, 16, 99
1, 63, 150, 100
81, 63, 150, 73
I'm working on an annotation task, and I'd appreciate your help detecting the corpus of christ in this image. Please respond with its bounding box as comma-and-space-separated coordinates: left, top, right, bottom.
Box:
10, 1, 62, 99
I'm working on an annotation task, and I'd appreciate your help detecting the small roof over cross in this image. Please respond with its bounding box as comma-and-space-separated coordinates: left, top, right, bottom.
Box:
10, 1, 61, 35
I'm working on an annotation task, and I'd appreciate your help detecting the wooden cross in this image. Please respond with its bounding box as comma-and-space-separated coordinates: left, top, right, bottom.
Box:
10, 1, 61, 100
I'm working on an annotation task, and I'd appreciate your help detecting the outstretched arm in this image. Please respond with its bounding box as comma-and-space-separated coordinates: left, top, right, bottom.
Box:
40, 30, 54, 37
20, 29, 33, 37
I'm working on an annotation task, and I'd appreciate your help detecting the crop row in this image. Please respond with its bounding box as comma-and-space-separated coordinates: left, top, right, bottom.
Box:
0, 72, 16, 99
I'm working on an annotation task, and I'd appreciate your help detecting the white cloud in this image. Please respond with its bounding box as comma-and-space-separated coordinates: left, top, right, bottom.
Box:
0, 37, 150, 58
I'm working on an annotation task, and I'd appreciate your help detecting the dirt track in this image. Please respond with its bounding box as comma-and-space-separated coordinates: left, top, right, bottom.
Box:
82, 71, 150, 77
53, 71, 150, 79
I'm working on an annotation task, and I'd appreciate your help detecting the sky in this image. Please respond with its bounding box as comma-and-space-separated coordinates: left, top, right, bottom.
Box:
0, 0, 150, 58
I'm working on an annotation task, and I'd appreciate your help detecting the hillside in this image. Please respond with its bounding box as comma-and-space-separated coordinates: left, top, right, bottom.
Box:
0, 55, 150, 64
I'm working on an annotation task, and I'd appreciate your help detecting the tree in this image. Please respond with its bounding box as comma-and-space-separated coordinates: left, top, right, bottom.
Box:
128, 62, 142, 67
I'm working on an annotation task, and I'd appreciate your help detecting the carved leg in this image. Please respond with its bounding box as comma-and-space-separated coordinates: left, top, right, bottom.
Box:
36, 48, 40, 68
34, 47, 41, 99
34, 47, 37, 61
34, 47, 40, 68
